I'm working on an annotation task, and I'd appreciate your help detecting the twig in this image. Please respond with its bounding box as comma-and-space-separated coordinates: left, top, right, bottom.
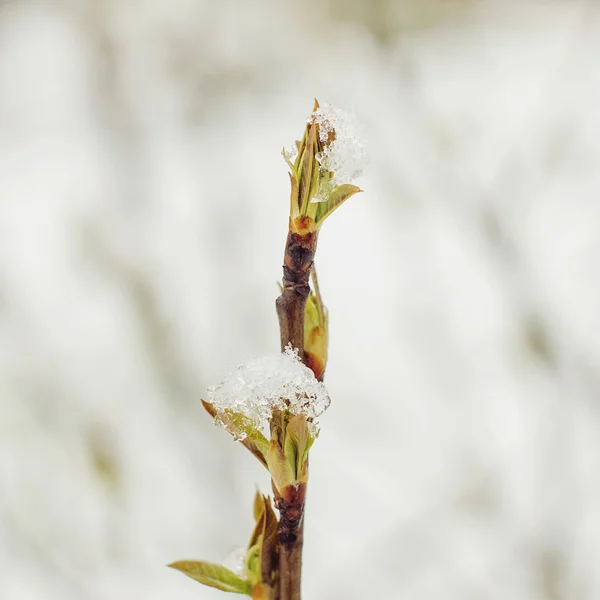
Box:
273, 224, 318, 600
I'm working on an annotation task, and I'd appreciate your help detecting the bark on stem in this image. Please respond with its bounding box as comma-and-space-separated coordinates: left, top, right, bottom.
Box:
274, 483, 306, 600
276, 227, 318, 357
273, 224, 318, 600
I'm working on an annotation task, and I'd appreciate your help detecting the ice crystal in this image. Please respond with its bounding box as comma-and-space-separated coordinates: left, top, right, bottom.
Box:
207, 346, 330, 434
309, 103, 366, 200
222, 547, 246, 577
284, 145, 298, 163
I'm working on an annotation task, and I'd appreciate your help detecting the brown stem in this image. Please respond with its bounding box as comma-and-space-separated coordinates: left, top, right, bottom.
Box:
276, 227, 318, 356
274, 484, 306, 600
273, 225, 318, 600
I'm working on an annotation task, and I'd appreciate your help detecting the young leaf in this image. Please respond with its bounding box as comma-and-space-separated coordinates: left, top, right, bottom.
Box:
298, 435, 315, 482
201, 401, 269, 468
284, 415, 312, 480
303, 271, 328, 381
222, 410, 269, 459
253, 490, 265, 523
315, 184, 363, 225
288, 171, 299, 219
245, 542, 261, 587
259, 496, 278, 586
248, 504, 266, 550
260, 496, 278, 542
266, 439, 295, 492
168, 561, 252, 596
298, 120, 318, 214
246, 494, 278, 589
307, 143, 321, 207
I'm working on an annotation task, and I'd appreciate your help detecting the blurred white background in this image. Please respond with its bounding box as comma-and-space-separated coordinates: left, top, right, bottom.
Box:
1, 0, 600, 598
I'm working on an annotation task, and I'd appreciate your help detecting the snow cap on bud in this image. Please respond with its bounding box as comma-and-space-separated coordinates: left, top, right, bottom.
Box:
206, 346, 330, 434
201, 347, 329, 469
283, 99, 365, 232
310, 103, 366, 199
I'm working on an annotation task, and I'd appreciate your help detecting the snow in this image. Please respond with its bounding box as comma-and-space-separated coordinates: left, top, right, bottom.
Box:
311, 103, 367, 200
207, 345, 330, 432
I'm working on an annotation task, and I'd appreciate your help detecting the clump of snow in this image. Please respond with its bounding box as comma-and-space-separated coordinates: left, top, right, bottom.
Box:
310, 103, 366, 200
207, 345, 330, 434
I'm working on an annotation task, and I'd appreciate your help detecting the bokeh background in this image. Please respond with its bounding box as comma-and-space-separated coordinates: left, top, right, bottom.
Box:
1, 0, 600, 598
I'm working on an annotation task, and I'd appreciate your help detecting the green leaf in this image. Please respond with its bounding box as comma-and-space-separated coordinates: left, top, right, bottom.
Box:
287, 172, 299, 219
204, 405, 269, 468
246, 493, 278, 589
168, 561, 252, 596
303, 274, 328, 381
307, 144, 321, 207
222, 411, 268, 450
266, 439, 295, 492
298, 122, 317, 214
248, 503, 266, 549
253, 490, 265, 523
315, 184, 363, 225
259, 496, 278, 585
284, 415, 313, 480
294, 133, 307, 171
245, 542, 261, 587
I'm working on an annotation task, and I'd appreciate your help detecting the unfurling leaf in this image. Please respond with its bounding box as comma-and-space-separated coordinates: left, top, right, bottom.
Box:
287, 172, 299, 220
314, 183, 363, 225
221, 410, 269, 457
266, 439, 295, 493
253, 490, 265, 522
168, 561, 252, 596
304, 268, 328, 381
285, 100, 365, 228
248, 496, 266, 550
284, 415, 313, 482
287, 98, 323, 220
260, 499, 278, 583
298, 120, 318, 214
246, 493, 278, 590
245, 543, 261, 587
201, 401, 269, 468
